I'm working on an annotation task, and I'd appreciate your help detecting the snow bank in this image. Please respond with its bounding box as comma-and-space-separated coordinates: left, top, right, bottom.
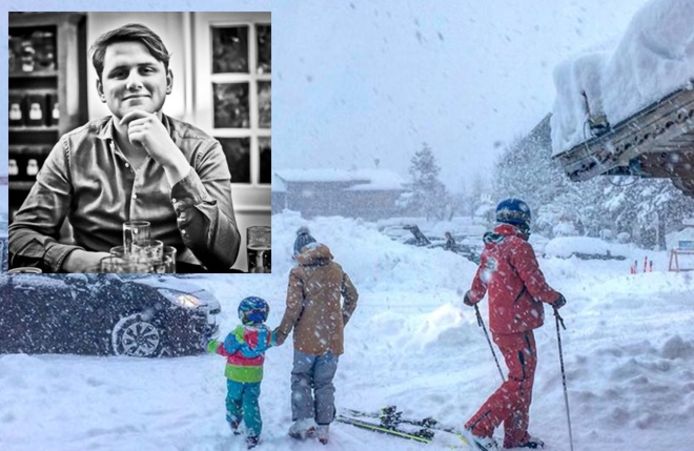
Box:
543, 236, 634, 259
551, 0, 694, 154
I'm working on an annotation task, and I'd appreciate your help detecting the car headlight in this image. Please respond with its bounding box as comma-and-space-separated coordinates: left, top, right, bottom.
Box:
158, 289, 202, 309
175, 294, 202, 309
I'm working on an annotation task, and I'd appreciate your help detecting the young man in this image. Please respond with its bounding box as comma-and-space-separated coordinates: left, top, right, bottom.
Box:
9, 24, 240, 272
274, 227, 359, 445
462, 198, 566, 450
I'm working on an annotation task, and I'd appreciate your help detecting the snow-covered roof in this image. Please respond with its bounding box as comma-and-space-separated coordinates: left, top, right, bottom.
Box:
275, 168, 405, 191
551, 0, 694, 155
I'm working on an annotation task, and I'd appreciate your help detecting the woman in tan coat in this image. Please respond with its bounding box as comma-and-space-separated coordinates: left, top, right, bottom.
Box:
274, 228, 358, 444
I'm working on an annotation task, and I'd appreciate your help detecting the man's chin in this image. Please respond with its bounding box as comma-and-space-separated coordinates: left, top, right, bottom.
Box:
116, 105, 162, 118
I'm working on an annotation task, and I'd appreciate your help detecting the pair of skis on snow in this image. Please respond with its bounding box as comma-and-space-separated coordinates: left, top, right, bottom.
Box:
336, 405, 471, 448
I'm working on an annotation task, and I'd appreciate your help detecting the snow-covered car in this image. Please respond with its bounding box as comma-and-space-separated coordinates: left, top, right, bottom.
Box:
0, 273, 220, 357
543, 236, 630, 260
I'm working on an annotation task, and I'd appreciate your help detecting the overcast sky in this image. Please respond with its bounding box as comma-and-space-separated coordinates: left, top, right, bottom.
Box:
1, 0, 650, 197
273, 0, 649, 192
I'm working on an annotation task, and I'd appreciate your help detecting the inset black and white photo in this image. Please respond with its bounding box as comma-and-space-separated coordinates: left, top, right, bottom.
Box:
7, 12, 272, 273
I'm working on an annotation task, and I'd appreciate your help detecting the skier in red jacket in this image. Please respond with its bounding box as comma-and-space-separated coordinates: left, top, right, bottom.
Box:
463, 198, 566, 450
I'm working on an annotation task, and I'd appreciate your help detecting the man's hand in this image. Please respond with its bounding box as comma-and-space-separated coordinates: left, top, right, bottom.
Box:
61, 249, 111, 273
119, 110, 190, 184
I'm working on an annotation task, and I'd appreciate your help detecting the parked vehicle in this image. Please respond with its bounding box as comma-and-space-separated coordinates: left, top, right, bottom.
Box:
0, 273, 220, 357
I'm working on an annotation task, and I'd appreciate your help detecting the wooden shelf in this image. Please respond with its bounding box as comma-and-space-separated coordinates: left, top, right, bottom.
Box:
9, 126, 59, 132
9, 181, 36, 191
8, 146, 50, 156
9, 70, 58, 79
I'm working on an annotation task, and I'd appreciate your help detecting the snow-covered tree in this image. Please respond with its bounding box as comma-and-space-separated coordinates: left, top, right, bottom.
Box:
492, 114, 694, 245
402, 143, 450, 220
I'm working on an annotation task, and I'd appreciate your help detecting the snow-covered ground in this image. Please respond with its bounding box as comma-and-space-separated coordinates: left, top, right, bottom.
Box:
1, 213, 694, 450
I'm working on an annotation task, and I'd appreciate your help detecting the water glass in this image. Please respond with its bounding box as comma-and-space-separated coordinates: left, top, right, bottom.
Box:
123, 220, 151, 253
132, 239, 164, 263
100, 256, 152, 273
247, 226, 271, 273
152, 246, 177, 273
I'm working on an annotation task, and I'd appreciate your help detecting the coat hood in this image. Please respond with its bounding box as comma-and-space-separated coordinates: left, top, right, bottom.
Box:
483, 223, 527, 248
295, 243, 333, 266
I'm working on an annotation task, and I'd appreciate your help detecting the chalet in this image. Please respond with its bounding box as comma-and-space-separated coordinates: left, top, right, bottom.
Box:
272, 169, 406, 220
551, 0, 694, 197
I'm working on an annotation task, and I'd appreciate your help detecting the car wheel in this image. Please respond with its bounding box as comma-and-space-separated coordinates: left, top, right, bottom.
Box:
111, 313, 162, 357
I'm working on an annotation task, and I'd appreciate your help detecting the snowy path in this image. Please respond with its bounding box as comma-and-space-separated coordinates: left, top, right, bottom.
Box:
1, 216, 693, 450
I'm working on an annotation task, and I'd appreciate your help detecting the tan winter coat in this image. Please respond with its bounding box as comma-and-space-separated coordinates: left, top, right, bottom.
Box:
275, 244, 358, 356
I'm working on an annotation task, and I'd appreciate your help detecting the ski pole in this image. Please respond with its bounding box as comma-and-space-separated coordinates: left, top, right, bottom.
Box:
474, 304, 505, 382
553, 307, 574, 451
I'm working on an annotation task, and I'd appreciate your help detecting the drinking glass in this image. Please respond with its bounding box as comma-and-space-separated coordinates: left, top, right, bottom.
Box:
100, 256, 152, 273
132, 239, 164, 264
152, 246, 177, 273
123, 220, 151, 254
247, 226, 271, 273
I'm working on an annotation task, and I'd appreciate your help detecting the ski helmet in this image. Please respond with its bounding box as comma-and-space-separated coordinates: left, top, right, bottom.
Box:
238, 296, 269, 325
495, 198, 531, 229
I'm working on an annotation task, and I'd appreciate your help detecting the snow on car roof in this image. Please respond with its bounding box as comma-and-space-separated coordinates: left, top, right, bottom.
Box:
550, 0, 694, 155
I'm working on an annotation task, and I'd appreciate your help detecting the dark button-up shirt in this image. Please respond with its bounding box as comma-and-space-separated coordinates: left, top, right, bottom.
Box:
9, 114, 240, 272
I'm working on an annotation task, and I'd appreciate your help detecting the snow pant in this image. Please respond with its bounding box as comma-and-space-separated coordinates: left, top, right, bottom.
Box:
465, 330, 537, 448
291, 350, 339, 425
226, 380, 262, 438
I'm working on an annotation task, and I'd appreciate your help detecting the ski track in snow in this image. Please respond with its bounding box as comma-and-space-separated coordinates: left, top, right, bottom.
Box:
1, 215, 693, 450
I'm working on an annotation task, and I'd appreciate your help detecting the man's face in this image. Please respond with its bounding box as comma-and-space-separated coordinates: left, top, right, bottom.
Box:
96, 41, 172, 119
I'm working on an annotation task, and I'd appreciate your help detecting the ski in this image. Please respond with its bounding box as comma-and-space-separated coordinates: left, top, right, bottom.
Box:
336, 414, 433, 444
342, 405, 465, 436
338, 406, 472, 448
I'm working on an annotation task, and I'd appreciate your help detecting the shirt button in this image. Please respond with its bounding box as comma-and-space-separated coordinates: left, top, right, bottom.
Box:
125, 163, 130, 168
172, 198, 177, 203
132, 194, 137, 200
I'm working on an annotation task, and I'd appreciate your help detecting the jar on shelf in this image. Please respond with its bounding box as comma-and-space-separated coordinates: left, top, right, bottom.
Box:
9, 95, 24, 126
9, 159, 19, 176
26, 95, 45, 126
47, 94, 60, 126
32, 31, 56, 71
20, 38, 35, 72
26, 159, 40, 178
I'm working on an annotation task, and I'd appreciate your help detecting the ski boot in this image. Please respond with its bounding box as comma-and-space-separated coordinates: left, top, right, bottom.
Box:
316, 424, 329, 445
464, 427, 499, 451
288, 418, 316, 440
505, 436, 544, 449
246, 435, 260, 449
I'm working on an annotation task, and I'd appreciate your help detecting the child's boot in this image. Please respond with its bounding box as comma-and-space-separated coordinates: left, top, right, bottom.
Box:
246, 435, 260, 449
228, 418, 241, 435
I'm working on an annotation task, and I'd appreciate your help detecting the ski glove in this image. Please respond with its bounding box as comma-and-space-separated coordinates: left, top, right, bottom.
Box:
553, 293, 567, 309
463, 290, 475, 306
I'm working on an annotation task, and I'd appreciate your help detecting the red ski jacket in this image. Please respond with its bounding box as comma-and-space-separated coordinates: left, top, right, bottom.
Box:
467, 224, 561, 335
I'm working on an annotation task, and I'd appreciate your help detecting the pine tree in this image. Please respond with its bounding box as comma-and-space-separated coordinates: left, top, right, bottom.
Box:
404, 143, 450, 220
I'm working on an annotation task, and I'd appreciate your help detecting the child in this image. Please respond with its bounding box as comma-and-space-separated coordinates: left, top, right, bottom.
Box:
208, 296, 274, 449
